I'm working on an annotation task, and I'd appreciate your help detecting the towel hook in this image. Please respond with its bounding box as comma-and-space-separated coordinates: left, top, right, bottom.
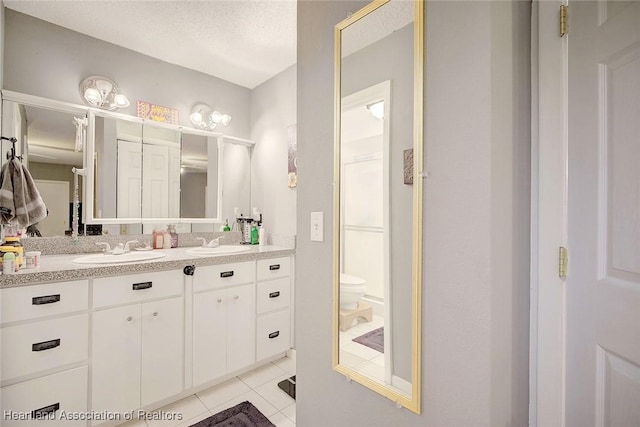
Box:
1, 136, 21, 161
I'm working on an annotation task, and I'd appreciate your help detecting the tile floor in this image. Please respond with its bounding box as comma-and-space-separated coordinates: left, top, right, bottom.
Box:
118, 356, 296, 427
339, 314, 385, 384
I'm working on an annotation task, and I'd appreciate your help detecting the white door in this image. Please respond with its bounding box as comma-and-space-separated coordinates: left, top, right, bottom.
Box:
116, 140, 142, 219
193, 289, 227, 385
33, 179, 68, 236
91, 304, 141, 419
226, 284, 256, 373
141, 297, 184, 406
566, 2, 640, 426
142, 143, 169, 218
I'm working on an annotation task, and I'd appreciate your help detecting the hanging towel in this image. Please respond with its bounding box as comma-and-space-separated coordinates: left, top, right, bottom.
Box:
0, 159, 47, 227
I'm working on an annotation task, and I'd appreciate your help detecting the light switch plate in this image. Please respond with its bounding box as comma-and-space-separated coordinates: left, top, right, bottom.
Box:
310, 212, 324, 242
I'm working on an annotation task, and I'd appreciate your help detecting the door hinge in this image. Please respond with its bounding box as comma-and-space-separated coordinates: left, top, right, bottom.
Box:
560, 5, 569, 37
559, 246, 568, 279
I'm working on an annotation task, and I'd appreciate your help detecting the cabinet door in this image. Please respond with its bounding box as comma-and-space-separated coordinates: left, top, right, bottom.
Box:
141, 297, 184, 406
227, 284, 256, 373
92, 305, 141, 417
193, 289, 227, 386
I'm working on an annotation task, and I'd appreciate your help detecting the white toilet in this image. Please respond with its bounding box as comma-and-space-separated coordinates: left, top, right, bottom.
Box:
339, 273, 367, 310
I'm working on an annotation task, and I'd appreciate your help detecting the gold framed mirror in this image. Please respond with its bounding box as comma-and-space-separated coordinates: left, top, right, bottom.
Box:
332, 0, 423, 414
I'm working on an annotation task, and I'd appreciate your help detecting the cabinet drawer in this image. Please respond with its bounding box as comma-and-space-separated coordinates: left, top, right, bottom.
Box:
257, 257, 290, 281
194, 261, 254, 292
2, 314, 88, 382
0, 366, 88, 426
256, 278, 290, 315
256, 310, 291, 361
93, 270, 183, 308
1, 281, 88, 325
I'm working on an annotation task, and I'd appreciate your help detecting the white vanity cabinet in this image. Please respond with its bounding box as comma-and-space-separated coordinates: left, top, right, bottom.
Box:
255, 257, 292, 361
91, 270, 184, 421
192, 261, 256, 386
0, 280, 89, 426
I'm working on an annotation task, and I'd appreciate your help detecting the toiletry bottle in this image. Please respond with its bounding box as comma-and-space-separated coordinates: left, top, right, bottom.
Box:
250, 223, 259, 245
3, 251, 15, 274
223, 220, 231, 232
168, 225, 178, 248
259, 224, 266, 246
162, 227, 172, 249
152, 228, 164, 249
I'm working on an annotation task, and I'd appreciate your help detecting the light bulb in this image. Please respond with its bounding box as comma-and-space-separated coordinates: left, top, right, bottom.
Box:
210, 111, 223, 124
221, 114, 232, 126
114, 93, 130, 107
190, 111, 203, 124
84, 87, 101, 104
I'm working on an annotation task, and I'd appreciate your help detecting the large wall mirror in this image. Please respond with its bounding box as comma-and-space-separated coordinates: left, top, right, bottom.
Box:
1, 97, 87, 237
1, 91, 253, 236
333, 0, 423, 413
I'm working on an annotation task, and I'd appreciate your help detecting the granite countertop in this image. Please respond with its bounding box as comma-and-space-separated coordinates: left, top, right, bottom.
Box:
0, 245, 295, 288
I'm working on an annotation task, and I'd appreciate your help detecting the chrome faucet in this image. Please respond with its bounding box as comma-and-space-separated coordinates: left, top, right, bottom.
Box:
124, 240, 138, 252
196, 237, 221, 248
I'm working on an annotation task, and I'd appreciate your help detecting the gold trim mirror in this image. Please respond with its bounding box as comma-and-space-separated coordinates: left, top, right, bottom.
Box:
332, 0, 423, 414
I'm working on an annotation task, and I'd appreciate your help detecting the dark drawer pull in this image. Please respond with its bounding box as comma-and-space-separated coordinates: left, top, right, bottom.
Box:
269, 291, 280, 298
220, 271, 234, 278
32, 294, 60, 305
268, 331, 280, 339
269, 264, 281, 271
32, 339, 61, 352
32, 402, 59, 419
132, 281, 152, 290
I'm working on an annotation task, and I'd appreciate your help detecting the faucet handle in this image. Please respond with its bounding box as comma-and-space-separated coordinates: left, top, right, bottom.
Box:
95, 242, 111, 253
124, 240, 139, 252
196, 237, 207, 247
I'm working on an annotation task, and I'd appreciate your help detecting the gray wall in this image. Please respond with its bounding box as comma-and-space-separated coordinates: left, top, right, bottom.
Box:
180, 172, 207, 218
296, 1, 530, 425
250, 64, 297, 237
3, 9, 251, 138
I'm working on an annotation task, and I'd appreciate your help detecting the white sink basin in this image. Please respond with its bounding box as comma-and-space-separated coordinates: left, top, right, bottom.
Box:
185, 246, 251, 256
73, 251, 167, 264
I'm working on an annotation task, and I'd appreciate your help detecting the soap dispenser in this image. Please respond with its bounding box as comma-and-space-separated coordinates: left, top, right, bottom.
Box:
250, 223, 259, 245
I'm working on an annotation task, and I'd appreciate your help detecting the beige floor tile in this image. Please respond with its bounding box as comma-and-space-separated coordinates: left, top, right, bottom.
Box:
238, 362, 286, 389
196, 377, 251, 410
269, 412, 296, 427
253, 374, 295, 410
281, 403, 296, 423
145, 395, 209, 427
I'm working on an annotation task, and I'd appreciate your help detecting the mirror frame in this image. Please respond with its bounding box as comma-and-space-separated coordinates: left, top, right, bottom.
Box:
332, 0, 423, 414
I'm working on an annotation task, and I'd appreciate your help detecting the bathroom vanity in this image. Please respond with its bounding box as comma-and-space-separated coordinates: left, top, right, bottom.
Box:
0, 245, 294, 426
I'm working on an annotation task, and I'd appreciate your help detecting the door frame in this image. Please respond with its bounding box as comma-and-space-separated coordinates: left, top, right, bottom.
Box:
530, 1, 568, 426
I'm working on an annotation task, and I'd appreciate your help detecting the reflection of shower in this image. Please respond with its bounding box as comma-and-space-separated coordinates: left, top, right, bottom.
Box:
340, 81, 390, 318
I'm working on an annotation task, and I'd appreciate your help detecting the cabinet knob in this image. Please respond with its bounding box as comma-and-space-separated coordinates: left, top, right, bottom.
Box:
126, 316, 133, 322
217, 298, 223, 303
153, 311, 158, 317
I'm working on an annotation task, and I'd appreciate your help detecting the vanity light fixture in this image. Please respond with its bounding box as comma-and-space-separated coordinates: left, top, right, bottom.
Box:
366, 101, 384, 120
79, 76, 130, 110
190, 103, 232, 131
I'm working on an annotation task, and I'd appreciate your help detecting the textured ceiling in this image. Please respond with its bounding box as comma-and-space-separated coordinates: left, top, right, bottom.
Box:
3, 0, 297, 89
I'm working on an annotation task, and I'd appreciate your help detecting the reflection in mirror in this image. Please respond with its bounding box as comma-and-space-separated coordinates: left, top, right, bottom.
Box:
1, 100, 85, 237
180, 131, 219, 219
93, 114, 143, 223
221, 140, 251, 226
334, 0, 422, 414
142, 125, 181, 220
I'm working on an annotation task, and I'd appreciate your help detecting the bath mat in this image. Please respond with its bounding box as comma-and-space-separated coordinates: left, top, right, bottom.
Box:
352, 326, 384, 353
277, 375, 296, 400
189, 401, 274, 427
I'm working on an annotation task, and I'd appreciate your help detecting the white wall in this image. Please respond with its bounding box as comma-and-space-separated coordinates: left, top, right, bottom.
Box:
296, 1, 530, 425
250, 64, 297, 238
